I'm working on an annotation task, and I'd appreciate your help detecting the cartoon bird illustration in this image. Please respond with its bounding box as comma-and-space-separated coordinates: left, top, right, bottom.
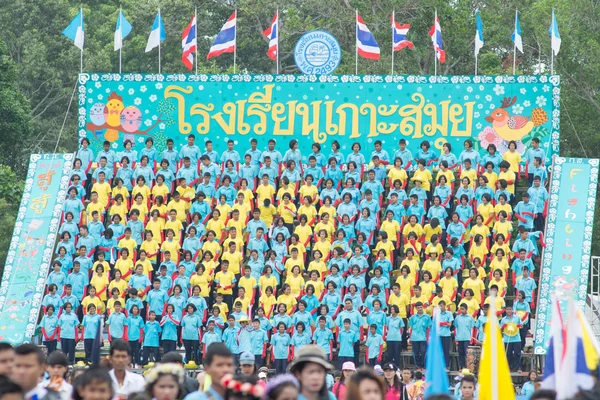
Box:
484, 96, 548, 141
120, 106, 142, 133
104, 92, 124, 141
90, 103, 106, 125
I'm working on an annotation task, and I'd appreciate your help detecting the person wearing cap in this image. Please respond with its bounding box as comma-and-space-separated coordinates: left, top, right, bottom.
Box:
237, 316, 253, 357
333, 362, 355, 400
238, 351, 257, 377
257, 367, 269, 383
289, 345, 336, 400
44, 351, 72, 400
382, 363, 407, 400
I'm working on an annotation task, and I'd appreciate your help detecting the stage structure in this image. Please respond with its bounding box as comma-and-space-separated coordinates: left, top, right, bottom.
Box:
78, 74, 560, 163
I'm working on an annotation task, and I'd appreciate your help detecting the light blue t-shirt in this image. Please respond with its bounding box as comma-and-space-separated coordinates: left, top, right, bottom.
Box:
453, 313, 474, 341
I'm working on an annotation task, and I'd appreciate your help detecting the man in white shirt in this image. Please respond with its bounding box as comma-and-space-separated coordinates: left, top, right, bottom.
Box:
108, 340, 145, 399
12, 344, 60, 400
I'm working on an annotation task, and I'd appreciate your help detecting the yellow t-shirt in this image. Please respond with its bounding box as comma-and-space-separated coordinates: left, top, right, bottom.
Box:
412, 169, 433, 191
222, 251, 243, 275
91, 182, 111, 207
145, 219, 165, 243
202, 241, 222, 259
276, 294, 297, 311
161, 239, 181, 260
438, 276, 458, 298
319, 205, 337, 219
259, 275, 278, 292
402, 223, 423, 238
388, 292, 410, 318
259, 205, 277, 226
388, 168, 408, 185
109, 203, 128, 223
298, 185, 319, 204
215, 270, 236, 295
90, 274, 109, 301
259, 294, 277, 314
140, 239, 160, 262
297, 205, 317, 223
294, 224, 314, 245
460, 169, 477, 189
277, 202, 297, 224
422, 259, 442, 279
419, 281, 436, 299
462, 278, 485, 303
314, 221, 335, 240
484, 295, 505, 310
492, 220, 512, 238
86, 202, 105, 223
256, 184, 276, 203
489, 258, 510, 278
305, 279, 325, 297
395, 275, 415, 298
488, 279, 508, 296
458, 297, 480, 316
276, 186, 295, 201
400, 259, 420, 281
190, 272, 213, 296
483, 171, 498, 190
166, 200, 187, 222
307, 260, 327, 278
380, 220, 401, 243
81, 296, 105, 314
108, 279, 128, 297
238, 276, 258, 296
111, 186, 130, 200
117, 237, 137, 256
374, 240, 395, 263
216, 203, 232, 222
114, 258, 134, 282
436, 169, 455, 183
232, 202, 251, 218
285, 274, 305, 297
151, 184, 169, 199
132, 185, 151, 203
477, 203, 495, 226
213, 302, 229, 320
164, 220, 184, 241
206, 219, 225, 240
130, 201, 149, 217
423, 225, 442, 244
502, 151, 522, 173
498, 170, 516, 194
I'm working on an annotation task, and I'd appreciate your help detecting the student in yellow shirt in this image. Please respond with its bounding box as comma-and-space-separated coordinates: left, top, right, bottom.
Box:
258, 286, 277, 317
412, 160, 433, 192
231, 193, 251, 220
502, 141, 522, 174
140, 230, 160, 264
91, 172, 111, 208
374, 231, 395, 263
92, 252, 110, 278
400, 249, 420, 282
462, 268, 485, 305
234, 288, 252, 314
203, 232, 222, 261
111, 178, 130, 204
498, 161, 517, 195
285, 265, 305, 298
299, 177, 319, 205
212, 293, 230, 320
216, 196, 232, 223
492, 211, 512, 240
484, 285, 506, 315
472, 257, 487, 282
469, 234, 489, 265
458, 288, 480, 318
422, 252, 442, 282
459, 159, 478, 189
297, 197, 318, 225
206, 210, 225, 241
237, 179, 254, 205
259, 266, 278, 294
256, 175, 276, 204
81, 287, 105, 315
294, 215, 314, 246
312, 230, 331, 261
288, 235, 307, 261
276, 285, 298, 314
482, 162, 498, 190
130, 193, 149, 219
477, 193, 495, 227
410, 286, 431, 315
277, 193, 297, 233
136, 250, 154, 277
402, 215, 424, 241
314, 213, 336, 241
114, 248, 134, 282
489, 270, 508, 297
226, 210, 246, 237
109, 195, 128, 224
305, 271, 325, 298
307, 250, 327, 279
388, 157, 409, 187
176, 178, 196, 211
161, 229, 181, 263
214, 261, 236, 308
438, 267, 458, 302
419, 271, 436, 301
151, 175, 170, 199
424, 235, 443, 258
90, 264, 109, 301
145, 211, 165, 243
388, 284, 410, 319
259, 198, 277, 227
117, 228, 137, 256
490, 234, 511, 262
381, 211, 401, 245
276, 177, 296, 204
396, 266, 416, 298
166, 192, 187, 222
165, 210, 184, 242
238, 266, 258, 301
86, 193, 105, 224
223, 228, 244, 256
489, 249, 510, 278
150, 196, 168, 224
108, 270, 128, 297
284, 248, 306, 273
319, 197, 337, 220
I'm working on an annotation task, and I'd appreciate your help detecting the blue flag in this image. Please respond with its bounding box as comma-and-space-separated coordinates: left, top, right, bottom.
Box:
62, 9, 84, 50
114, 10, 133, 51
424, 311, 450, 397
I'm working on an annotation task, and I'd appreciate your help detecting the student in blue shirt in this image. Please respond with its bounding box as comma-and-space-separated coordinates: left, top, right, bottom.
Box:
514, 192, 537, 230
515, 290, 532, 351
179, 134, 202, 166
409, 302, 432, 369
146, 279, 169, 317
501, 303, 523, 371
181, 304, 201, 363
58, 302, 79, 363
142, 311, 162, 365
202, 320, 223, 360
47, 262, 67, 289
38, 305, 59, 354
161, 140, 179, 173
365, 324, 384, 366
361, 171, 385, 199
107, 302, 128, 341
337, 318, 359, 368
81, 304, 102, 364
452, 302, 473, 370
313, 316, 334, 359
385, 305, 405, 368
515, 266, 537, 303
221, 139, 241, 164
61, 285, 80, 312
96, 141, 117, 165
270, 322, 291, 374
66, 262, 88, 301
160, 304, 181, 355
127, 305, 145, 367
42, 285, 62, 312
223, 315, 241, 365
249, 319, 269, 367
291, 322, 312, 355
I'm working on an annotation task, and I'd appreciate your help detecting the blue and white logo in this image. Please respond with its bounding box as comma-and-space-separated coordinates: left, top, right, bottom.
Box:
294, 30, 341, 75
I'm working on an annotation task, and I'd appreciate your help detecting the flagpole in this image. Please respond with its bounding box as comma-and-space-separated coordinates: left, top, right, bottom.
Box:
513, 10, 517, 75
550, 9, 554, 75
233, 9, 237, 74
434, 9, 437, 77
355, 9, 358, 75
119, 7, 122, 74
195, 8, 198, 75
80, 7, 83, 74
474, 10, 478, 76
158, 8, 162, 74
276, 9, 279, 74
391, 10, 395, 75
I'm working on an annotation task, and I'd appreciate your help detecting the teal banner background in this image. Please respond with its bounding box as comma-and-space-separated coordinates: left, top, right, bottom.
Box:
78, 74, 560, 163
0, 154, 73, 345
534, 157, 599, 354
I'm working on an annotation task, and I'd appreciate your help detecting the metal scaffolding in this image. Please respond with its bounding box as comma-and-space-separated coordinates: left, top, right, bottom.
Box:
587, 257, 600, 344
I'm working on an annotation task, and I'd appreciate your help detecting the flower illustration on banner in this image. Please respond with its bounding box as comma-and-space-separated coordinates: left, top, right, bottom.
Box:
493, 84, 505, 95
478, 127, 503, 148
536, 96, 547, 107
511, 104, 524, 115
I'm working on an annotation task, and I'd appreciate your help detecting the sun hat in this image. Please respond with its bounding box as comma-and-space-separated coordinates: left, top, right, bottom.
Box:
239, 351, 255, 365
341, 361, 356, 371
289, 345, 334, 373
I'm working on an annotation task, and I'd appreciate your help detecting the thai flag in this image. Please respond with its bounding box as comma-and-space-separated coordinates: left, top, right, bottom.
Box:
391, 16, 413, 51
429, 13, 446, 63
541, 296, 564, 392
263, 12, 278, 61
356, 13, 380, 60
207, 12, 237, 59
561, 299, 594, 399
181, 12, 197, 70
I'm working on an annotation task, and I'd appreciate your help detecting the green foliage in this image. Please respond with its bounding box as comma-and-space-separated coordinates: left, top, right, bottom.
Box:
0, 0, 599, 259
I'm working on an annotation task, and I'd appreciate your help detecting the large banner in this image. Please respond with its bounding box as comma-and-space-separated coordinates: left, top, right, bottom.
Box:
0, 154, 73, 345
78, 74, 560, 163
534, 157, 599, 355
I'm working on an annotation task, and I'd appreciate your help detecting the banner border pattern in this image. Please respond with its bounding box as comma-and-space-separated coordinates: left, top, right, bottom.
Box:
0, 154, 73, 343
76, 73, 561, 156
534, 156, 599, 354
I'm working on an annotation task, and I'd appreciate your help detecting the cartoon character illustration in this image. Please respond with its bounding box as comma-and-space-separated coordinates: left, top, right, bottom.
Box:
86, 91, 163, 142
484, 96, 548, 141
120, 106, 142, 134
552, 276, 575, 299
